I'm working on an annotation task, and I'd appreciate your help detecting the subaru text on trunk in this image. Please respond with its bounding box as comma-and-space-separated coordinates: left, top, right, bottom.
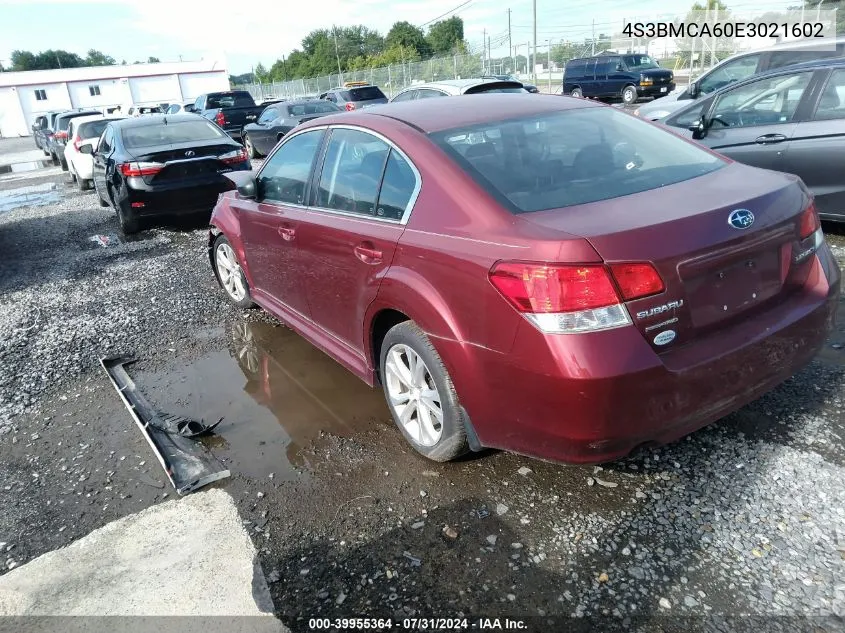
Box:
207, 95, 839, 465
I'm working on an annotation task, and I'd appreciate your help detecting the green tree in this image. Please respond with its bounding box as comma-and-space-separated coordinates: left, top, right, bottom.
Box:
11, 49, 86, 71
85, 49, 116, 66
426, 17, 464, 55
254, 62, 270, 83
386, 21, 431, 58
148, 56, 161, 63
799, 0, 844, 32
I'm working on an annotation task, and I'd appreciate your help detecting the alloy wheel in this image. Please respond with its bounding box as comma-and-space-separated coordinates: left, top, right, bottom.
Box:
216, 242, 247, 302
384, 344, 443, 447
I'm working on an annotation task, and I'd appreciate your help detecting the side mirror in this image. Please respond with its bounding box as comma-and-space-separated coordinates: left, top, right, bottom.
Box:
689, 115, 708, 140
225, 171, 257, 199
79, 143, 94, 155
688, 81, 699, 98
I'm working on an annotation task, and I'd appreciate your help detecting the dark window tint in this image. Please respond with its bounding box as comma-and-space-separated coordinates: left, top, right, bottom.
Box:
391, 90, 416, 102
89, 85, 101, 96
466, 83, 526, 94
623, 55, 659, 70
205, 92, 255, 108
415, 89, 447, 99
259, 130, 323, 204
767, 48, 842, 70
59, 112, 99, 132
430, 107, 725, 214
78, 120, 112, 140
376, 150, 416, 220
316, 128, 388, 216
35, 89, 47, 101
814, 69, 845, 120
121, 120, 225, 148
347, 86, 387, 101
566, 59, 586, 74
594, 58, 612, 76
287, 101, 340, 116
98, 127, 114, 153
668, 101, 709, 128
257, 108, 278, 124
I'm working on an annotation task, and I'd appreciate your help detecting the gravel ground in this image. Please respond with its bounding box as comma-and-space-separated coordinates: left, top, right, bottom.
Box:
0, 154, 843, 632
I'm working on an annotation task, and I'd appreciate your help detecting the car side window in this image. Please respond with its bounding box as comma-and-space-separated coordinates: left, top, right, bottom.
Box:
258, 108, 277, 124
392, 90, 416, 102
326, 93, 337, 103
668, 101, 710, 128
767, 49, 842, 70
416, 89, 447, 99
98, 127, 113, 153
698, 54, 761, 94
316, 128, 389, 217
710, 72, 812, 128
813, 69, 845, 120
258, 130, 323, 205
375, 149, 417, 220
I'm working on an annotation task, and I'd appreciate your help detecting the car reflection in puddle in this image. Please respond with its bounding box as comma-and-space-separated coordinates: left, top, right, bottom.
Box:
136, 320, 390, 481
0, 182, 60, 214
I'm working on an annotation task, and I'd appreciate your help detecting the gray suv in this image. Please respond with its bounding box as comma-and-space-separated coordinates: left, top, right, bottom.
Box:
319, 84, 388, 111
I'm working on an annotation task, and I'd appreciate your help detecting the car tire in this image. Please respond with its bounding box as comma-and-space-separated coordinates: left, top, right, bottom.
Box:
622, 85, 637, 104
212, 234, 255, 309
570, 87, 583, 98
50, 153, 59, 166
78, 177, 91, 192
380, 321, 469, 462
94, 180, 109, 207
42, 148, 49, 156
244, 133, 260, 159
60, 156, 68, 171
116, 202, 140, 235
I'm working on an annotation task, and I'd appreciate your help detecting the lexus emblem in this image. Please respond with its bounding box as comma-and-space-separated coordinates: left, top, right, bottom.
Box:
728, 209, 754, 230
185, 150, 195, 157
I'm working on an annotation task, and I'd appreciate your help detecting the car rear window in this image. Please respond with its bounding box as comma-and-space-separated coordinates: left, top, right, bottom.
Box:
466, 82, 526, 94
206, 92, 255, 108
345, 86, 387, 101
79, 120, 113, 140
122, 120, 225, 149
59, 112, 100, 131
430, 107, 726, 214
287, 101, 340, 116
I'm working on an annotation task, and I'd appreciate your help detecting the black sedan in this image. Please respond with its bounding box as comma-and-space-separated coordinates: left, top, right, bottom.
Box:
82, 114, 251, 234
242, 100, 342, 158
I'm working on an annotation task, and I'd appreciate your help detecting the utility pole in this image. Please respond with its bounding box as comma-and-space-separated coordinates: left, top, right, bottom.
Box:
488, 34, 492, 73
591, 19, 596, 56
532, 0, 537, 81
547, 39, 551, 94
507, 8, 513, 73
526, 41, 531, 74
483, 29, 487, 74
333, 27, 343, 82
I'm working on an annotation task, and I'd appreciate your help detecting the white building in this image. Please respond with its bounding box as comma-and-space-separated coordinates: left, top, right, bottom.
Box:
0, 58, 230, 138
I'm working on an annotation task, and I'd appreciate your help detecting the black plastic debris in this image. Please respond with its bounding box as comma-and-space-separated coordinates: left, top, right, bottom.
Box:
100, 355, 230, 495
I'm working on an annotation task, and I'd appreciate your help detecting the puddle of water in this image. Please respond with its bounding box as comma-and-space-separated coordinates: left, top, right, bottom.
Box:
0, 182, 60, 214
136, 320, 390, 481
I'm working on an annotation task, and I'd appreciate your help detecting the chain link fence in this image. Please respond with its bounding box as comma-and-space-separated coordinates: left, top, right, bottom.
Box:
238, 52, 493, 101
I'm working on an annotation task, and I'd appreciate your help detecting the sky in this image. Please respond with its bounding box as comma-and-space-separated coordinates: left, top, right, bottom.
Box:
0, 0, 800, 74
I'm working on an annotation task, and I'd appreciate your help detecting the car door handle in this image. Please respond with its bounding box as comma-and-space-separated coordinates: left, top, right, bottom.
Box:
755, 133, 788, 145
278, 226, 295, 241
354, 244, 382, 265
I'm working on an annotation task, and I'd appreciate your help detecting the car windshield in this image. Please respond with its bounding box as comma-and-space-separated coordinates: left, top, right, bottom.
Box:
624, 54, 659, 70
122, 120, 226, 148
430, 107, 725, 214
287, 102, 340, 116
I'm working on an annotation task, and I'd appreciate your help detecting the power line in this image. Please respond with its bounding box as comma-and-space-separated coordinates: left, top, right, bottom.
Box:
420, 0, 475, 28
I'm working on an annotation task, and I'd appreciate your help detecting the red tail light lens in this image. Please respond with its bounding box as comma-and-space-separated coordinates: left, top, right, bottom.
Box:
490, 263, 619, 313
215, 111, 226, 126
73, 136, 82, 151
120, 161, 164, 177
220, 148, 249, 164
608, 263, 664, 300
54, 131, 68, 141
799, 201, 820, 240
345, 102, 356, 111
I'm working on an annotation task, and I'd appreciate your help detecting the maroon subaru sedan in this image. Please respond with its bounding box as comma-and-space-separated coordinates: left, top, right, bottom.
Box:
208, 94, 840, 464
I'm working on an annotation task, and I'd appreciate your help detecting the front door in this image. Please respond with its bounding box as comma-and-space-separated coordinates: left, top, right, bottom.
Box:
92, 125, 115, 200
697, 69, 815, 171
235, 128, 326, 318
295, 127, 419, 356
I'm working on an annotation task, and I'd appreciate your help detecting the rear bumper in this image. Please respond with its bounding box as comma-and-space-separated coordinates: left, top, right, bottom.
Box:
439, 246, 840, 464
124, 167, 246, 217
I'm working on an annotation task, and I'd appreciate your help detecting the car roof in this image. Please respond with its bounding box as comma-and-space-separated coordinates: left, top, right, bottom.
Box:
109, 113, 203, 129
57, 110, 101, 119
404, 78, 522, 95
309, 93, 600, 134
70, 114, 126, 126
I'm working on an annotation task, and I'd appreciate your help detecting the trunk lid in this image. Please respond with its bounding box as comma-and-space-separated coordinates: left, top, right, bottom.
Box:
519, 164, 815, 351
127, 141, 242, 185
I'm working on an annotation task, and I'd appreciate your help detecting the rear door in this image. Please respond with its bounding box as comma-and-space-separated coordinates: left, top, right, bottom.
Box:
295, 127, 418, 357
693, 69, 817, 171
92, 125, 115, 197
235, 128, 326, 317
781, 67, 845, 221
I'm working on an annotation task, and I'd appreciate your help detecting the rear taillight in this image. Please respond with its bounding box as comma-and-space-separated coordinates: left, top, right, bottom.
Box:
489, 261, 664, 334
799, 201, 821, 240
119, 161, 164, 177
345, 102, 356, 111
219, 148, 249, 164
215, 111, 226, 126
55, 131, 68, 141
72, 135, 83, 151
608, 263, 664, 301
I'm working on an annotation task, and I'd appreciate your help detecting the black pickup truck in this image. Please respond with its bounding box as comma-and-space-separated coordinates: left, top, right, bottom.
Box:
193, 91, 265, 141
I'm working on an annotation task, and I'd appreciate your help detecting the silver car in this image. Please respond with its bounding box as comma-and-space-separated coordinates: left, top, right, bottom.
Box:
389, 78, 528, 102
635, 37, 845, 122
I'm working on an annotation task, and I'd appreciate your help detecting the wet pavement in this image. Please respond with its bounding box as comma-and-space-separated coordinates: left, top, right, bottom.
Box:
0, 182, 60, 214
135, 320, 391, 481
